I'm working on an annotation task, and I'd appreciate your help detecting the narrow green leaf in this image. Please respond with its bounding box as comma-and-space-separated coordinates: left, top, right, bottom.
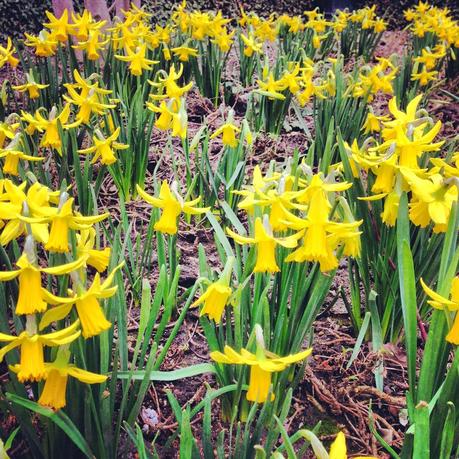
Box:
6, 393, 93, 458
116, 363, 216, 381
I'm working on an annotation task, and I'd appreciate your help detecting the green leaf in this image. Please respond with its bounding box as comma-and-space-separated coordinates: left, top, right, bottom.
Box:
439, 402, 456, 459
346, 311, 371, 370
396, 193, 418, 397
116, 363, 216, 381
6, 393, 94, 458
205, 211, 234, 259
413, 402, 430, 459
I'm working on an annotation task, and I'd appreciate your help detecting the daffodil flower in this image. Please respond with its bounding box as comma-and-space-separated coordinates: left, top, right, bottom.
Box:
192, 257, 234, 323
362, 111, 390, 134
413, 48, 443, 71
38, 351, 106, 410
282, 175, 361, 271
78, 127, 129, 165
171, 45, 198, 61
0, 118, 18, 148
136, 181, 209, 235
43, 9, 70, 42
148, 64, 193, 100
0, 180, 55, 245
72, 29, 110, 61
0, 236, 85, 315
115, 43, 158, 76
383, 95, 422, 135
256, 71, 288, 100
210, 121, 240, 148
411, 66, 438, 86
69, 10, 106, 42
42, 194, 109, 253
30, 347, 106, 410
0, 38, 19, 68
400, 168, 458, 231
0, 320, 80, 382
39, 263, 124, 338
211, 29, 235, 52
421, 277, 459, 344
0, 133, 44, 176
76, 227, 111, 272
24, 30, 58, 57
240, 33, 263, 56
21, 105, 72, 154
12, 71, 49, 100
303, 430, 378, 459
211, 324, 312, 402
63, 86, 116, 127
237, 176, 302, 231
283, 206, 361, 271
227, 215, 301, 273
147, 98, 188, 139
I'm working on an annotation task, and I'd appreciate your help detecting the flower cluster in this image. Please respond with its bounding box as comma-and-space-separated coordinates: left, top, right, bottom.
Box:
0, 179, 118, 410
227, 165, 362, 275
343, 95, 457, 231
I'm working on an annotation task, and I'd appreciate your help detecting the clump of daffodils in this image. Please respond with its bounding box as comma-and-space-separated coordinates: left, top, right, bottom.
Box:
147, 64, 192, 139
343, 94, 457, 231
404, 2, 459, 49
227, 164, 362, 273
0, 179, 118, 410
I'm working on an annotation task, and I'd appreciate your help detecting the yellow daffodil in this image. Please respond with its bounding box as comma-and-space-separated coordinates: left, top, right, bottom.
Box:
304, 430, 378, 459
192, 257, 234, 323
400, 168, 458, 231
24, 30, 58, 57
12, 71, 49, 99
39, 263, 123, 338
211, 29, 235, 52
21, 105, 71, 154
227, 215, 301, 273
414, 48, 443, 70
362, 111, 390, 134
147, 98, 188, 139
69, 10, 106, 41
381, 191, 401, 227
0, 38, 19, 68
211, 324, 312, 402
148, 64, 193, 100
43, 194, 109, 253
34, 348, 106, 410
115, 43, 158, 76
76, 227, 111, 272
78, 127, 129, 165
72, 29, 110, 61
210, 121, 240, 148
171, 45, 198, 61
257, 71, 288, 100
283, 174, 361, 271
43, 10, 71, 42
0, 320, 80, 382
136, 181, 209, 235
63, 81, 116, 127
0, 236, 85, 315
0, 133, 44, 176
0, 119, 18, 148
43, 9, 71, 43
0, 180, 55, 245
421, 277, 459, 344
377, 98, 444, 170
411, 66, 438, 86
240, 33, 263, 56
